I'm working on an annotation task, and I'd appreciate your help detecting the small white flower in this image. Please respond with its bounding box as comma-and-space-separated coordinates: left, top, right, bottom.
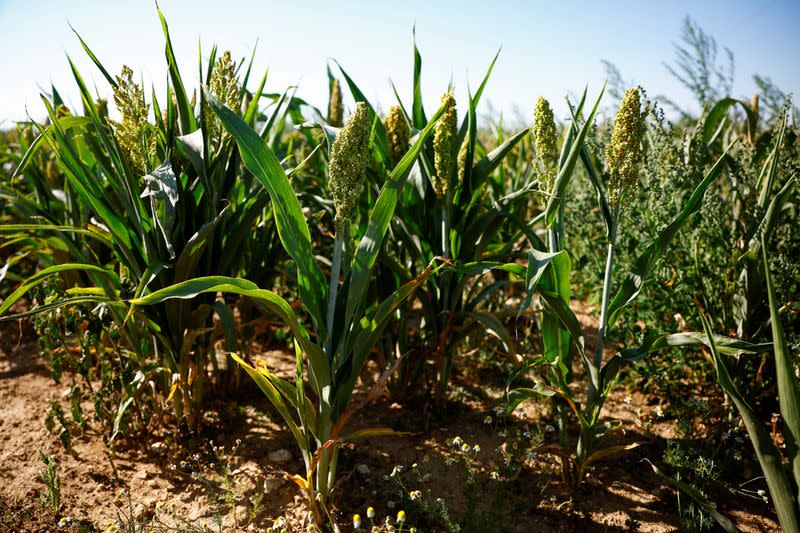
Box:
624, 395, 632, 404
409, 490, 422, 500
450, 436, 464, 447
490, 471, 500, 480
656, 407, 665, 418
472, 444, 481, 453
391, 465, 403, 477
484, 415, 493, 424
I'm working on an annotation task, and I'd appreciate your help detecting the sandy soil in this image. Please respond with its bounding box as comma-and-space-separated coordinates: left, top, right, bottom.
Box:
0, 303, 781, 532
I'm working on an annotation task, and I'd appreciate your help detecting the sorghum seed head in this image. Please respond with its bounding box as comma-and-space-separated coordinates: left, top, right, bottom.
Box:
606, 87, 647, 211
95, 98, 108, 121
328, 102, 371, 232
205, 51, 240, 142
456, 137, 469, 183
432, 91, 457, 199
533, 97, 558, 194
55, 104, 71, 120
328, 78, 344, 127
111, 65, 154, 176
384, 105, 410, 166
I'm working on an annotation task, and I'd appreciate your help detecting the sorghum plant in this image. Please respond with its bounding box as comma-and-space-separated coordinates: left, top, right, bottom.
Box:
0, 8, 291, 433
504, 87, 772, 485
124, 94, 447, 523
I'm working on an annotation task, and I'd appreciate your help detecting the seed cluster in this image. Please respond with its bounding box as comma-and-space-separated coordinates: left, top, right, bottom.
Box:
432, 91, 457, 199
606, 87, 647, 211
384, 105, 410, 166
328, 79, 344, 127
111, 65, 155, 176
328, 102, 371, 231
533, 97, 558, 194
205, 51, 241, 143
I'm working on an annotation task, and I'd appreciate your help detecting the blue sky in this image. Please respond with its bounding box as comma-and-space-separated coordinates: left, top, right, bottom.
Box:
0, 0, 797, 125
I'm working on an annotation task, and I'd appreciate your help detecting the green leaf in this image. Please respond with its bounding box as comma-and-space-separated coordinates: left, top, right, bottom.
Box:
544, 85, 605, 227
342, 100, 446, 332
471, 127, 531, 185
157, 6, 197, 134
764, 240, 800, 502
140, 161, 178, 259
601, 331, 772, 390
0, 263, 117, 316
130, 276, 330, 399
645, 459, 739, 533
699, 309, 800, 532
208, 93, 329, 339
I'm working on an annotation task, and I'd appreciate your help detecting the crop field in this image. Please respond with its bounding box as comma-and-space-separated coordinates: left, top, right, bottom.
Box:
0, 4, 798, 532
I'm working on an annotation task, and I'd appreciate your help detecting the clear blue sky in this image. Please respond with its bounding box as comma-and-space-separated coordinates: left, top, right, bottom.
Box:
0, 0, 797, 125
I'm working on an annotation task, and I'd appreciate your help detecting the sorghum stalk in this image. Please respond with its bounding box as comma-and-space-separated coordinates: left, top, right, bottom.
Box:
432, 91, 457, 405
578, 88, 645, 480
594, 87, 646, 367
318, 102, 370, 501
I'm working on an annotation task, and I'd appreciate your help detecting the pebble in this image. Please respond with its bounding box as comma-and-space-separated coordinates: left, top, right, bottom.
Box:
268, 448, 291, 463
150, 442, 166, 452
356, 464, 370, 475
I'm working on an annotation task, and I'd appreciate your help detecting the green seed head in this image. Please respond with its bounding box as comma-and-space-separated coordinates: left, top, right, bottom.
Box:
111, 65, 154, 176
457, 137, 469, 184
384, 105, 410, 166
55, 104, 71, 120
328, 79, 344, 127
533, 97, 558, 194
328, 102, 371, 232
606, 87, 647, 211
94, 98, 109, 121
205, 51, 240, 142
433, 91, 457, 199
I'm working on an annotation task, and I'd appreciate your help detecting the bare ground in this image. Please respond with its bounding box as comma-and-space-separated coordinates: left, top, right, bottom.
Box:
0, 304, 781, 532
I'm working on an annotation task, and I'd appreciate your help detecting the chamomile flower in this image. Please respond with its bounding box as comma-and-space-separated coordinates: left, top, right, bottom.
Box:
353, 514, 362, 528
367, 506, 375, 518
490, 471, 500, 480
484, 415, 493, 425
396, 510, 407, 523
409, 490, 422, 501
624, 395, 633, 404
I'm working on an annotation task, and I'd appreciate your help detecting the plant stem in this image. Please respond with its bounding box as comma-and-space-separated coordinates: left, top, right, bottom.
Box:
594, 212, 619, 370
325, 231, 344, 360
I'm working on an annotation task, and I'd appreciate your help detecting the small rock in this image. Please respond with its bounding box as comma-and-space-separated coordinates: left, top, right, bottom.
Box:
268, 448, 292, 463
356, 464, 370, 475
422, 473, 433, 483
150, 441, 166, 452
135, 470, 148, 480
